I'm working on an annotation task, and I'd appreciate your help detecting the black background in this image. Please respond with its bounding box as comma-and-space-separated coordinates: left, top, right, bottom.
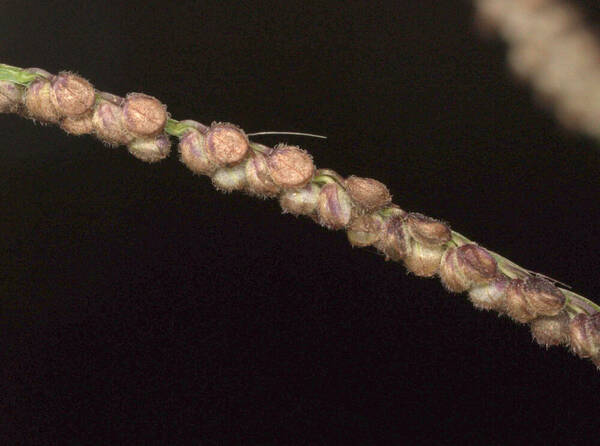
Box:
2, 0, 600, 443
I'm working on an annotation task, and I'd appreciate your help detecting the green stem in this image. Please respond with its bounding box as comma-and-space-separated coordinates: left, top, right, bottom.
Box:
165, 118, 189, 138
0, 64, 40, 86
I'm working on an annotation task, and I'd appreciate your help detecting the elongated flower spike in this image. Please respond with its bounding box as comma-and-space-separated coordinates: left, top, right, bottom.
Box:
2, 61, 600, 371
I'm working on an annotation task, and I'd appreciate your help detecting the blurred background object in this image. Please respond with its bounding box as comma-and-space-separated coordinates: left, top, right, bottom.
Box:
474, 0, 600, 141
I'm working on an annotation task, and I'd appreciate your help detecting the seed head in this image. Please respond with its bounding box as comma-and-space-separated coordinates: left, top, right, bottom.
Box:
347, 214, 385, 247
374, 216, 410, 261
122, 92, 167, 137
317, 183, 352, 230
128, 134, 171, 163
0, 80, 24, 113
468, 275, 509, 311
530, 312, 570, 348
344, 175, 391, 211
178, 128, 216, 175
266, 144, 315, 188
440, 244, 497, 293
50, 71, 95, 117
92, 100, 134, 146
205, 122, 249, 167
279, 183, 320, 216
24, 78, 61, 123
245, 151, 280, 198
505, 277, 566, 323
60, 113, 93, 135
211, 163, 247, 193
568, 313, 600, 359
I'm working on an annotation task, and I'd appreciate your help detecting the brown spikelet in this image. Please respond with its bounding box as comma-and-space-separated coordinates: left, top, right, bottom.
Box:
50, 71, 95, 117
468, 275, 509, 311
522, 277, 566, 316
24, 78, 61, 123
211, 164, 248, 193
504, 279, 536, 323
403, 241, 445, 277
245, 151, 280, 198
505, 277, 565, 323
60, 112, 94, 135
568, 313, 600, 359
178, 128, 216, 175
345, 175, 391, 212
439, 244, 497, 293
406, 213, 451, 246
317, 183, 352, 230
279, 183, 320, 216
92, 100, 133, 146
0, 80, 23, 113
439, 248, 465, 292
347, 214, 384, 247
267, 144, 315, 188
205, 122, 249, 167
374, 216, 410, 262
128, 134, 171, 163
530, 312, 570, 348
122, 92, 167, 137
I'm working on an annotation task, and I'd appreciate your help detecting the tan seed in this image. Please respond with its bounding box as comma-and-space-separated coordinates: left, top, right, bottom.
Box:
205, 123, 249, 166
267, 144, 315, 188
122, 93, 167, 137
51, 72, 95, 117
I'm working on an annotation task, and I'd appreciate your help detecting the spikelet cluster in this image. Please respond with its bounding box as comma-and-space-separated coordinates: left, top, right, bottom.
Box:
2, 62, 600, 371
473, 0, 600, 140
0, 68, 172, 162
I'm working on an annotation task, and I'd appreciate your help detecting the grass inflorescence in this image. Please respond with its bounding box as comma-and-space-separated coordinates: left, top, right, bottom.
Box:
1, 61, 600, 371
